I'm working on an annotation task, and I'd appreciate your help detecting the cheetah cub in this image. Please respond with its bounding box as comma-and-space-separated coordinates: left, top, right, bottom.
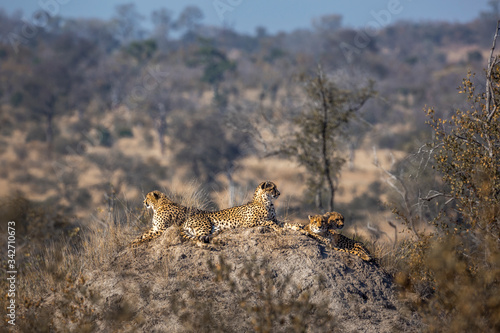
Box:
286, 212, 372, 261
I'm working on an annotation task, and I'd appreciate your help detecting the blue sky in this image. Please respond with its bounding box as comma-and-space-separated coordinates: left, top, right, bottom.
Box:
0, 0, 492, 34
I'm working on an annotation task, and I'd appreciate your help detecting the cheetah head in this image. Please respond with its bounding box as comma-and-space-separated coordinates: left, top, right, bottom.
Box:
307, 214, 328, 234
144, 190, 166, 210
323, 211, 344, 230
254, 181, 280, 201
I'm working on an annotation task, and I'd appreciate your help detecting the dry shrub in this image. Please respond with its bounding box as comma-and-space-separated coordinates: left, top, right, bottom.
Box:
79, 218, 138, 271
19, 275, 99, 333
393, 235, 435, 299
422, 234, 500, 332
389, 44, 500, 332
0, 193, 74, 245
14, 222, 143, 332
393, 232, 500, 333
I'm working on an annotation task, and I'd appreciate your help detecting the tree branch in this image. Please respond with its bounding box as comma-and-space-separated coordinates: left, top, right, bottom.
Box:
453, 133, 487, 149
419, 191, 452, 201
373, 146, 422, 238
486, 20, 500, 123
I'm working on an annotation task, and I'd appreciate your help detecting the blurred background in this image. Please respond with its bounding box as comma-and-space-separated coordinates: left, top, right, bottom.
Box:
0, 0, 497, 243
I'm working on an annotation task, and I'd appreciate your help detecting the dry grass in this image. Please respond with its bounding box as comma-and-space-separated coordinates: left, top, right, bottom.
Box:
161, 179, 212, 210
16, 214, 137, 303
80, 222, 137, 270
9, 208, 143, 331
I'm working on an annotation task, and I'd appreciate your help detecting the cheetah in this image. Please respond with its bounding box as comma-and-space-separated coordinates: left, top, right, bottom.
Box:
181, 181, 281, 243
287, 212, 372, 261
284, 211, 345, 234
130, 190, 205, 248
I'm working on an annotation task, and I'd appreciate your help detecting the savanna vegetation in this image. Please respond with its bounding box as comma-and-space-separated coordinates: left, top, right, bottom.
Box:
0, 2, 499, 331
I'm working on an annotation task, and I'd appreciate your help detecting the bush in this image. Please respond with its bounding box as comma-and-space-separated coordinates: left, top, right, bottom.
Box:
391, 38, 500, 332
395, 233, 500, 332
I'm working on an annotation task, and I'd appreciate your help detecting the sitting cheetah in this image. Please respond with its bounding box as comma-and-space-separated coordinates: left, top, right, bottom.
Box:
286, 212, 372, 261
182, 181, 281, 243
130, 190, 205, 248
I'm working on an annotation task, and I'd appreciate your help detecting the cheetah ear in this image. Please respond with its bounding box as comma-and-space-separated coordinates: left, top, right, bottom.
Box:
261, 182, 267, 190
308, 215, 312, 220
153, 191, 159, 200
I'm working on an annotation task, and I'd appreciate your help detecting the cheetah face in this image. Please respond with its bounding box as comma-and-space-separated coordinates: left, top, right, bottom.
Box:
325, 211, 344, 230
144, 190, 164, 210
258, 181, 280, 199
308, 215, 328, 234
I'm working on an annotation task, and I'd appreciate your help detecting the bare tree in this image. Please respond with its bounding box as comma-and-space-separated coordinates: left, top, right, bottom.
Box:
284, 65, 374, 210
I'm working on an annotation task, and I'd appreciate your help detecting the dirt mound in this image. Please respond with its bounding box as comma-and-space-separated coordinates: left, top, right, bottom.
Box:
75, 227, 417, 332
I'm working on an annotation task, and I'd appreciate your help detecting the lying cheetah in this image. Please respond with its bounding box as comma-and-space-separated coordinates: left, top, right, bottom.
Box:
284, 211, 344, 234
182, 181, 281, 243
286, 212, 372, 261
131, 190, 205, 248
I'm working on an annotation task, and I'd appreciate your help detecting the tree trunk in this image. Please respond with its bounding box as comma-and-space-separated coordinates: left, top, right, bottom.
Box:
348, 141, 355, 171
328, 183, 335, 211
318, 69, 335, 211
315, 189, 323, 210
157, 129, 165, 155
325, 169, 335, 211
46, 113, 54, 158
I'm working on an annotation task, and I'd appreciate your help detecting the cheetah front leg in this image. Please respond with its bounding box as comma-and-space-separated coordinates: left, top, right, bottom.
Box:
304, 231, 332, 244
282, 223, 325, 240
258, 220, 284, 233
282, 222, 305, 231
130, 227, 165, 248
